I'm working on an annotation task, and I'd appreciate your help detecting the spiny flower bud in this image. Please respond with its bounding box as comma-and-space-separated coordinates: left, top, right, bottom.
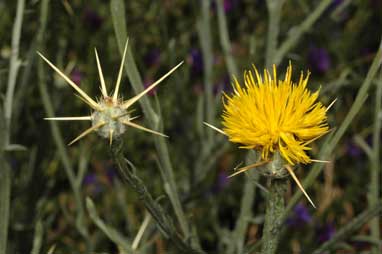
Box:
40, 39, 182, 145
91, 97, 131, 139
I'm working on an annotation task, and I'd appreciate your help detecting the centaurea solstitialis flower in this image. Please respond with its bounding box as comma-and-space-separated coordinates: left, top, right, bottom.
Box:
205, 64, 335, 207
39, 40, 183, 145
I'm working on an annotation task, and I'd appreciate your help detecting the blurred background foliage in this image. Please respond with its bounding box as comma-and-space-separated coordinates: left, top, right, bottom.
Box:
0, 0, 381, 253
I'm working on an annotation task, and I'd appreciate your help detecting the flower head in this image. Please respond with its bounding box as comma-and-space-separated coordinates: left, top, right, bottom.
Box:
188, 48, 203, 75
222, 64, 329, 165
205, 63, 332, 208
39, 39, 182, 145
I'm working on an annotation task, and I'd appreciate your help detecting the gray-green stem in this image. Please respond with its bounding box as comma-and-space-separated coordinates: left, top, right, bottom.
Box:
197, 0, 215, 146
261, 4, 287, 250
261, 178, 287, 254
265, 0, 285, 69
216, 0, 239, 77
369, 71, 382, 254
0, 1, 25, 253
110, 138, 205, 254
0, 154, 11, 254
4, 0, 25, 147
110, 0, 191, 241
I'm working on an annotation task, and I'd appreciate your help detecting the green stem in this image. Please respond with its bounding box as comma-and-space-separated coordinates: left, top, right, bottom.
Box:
230, 174, 256, 254
110, 0, 190, 240
31, 220, 43, 254
0, 1, 25, 253
4, 0, 25, 146
110, 139, 205, 254
261, 178, 287, 254
274, 0, 332, 66
216, 0, 239, 77
0, 156, 11, 254
227, 151, 259, 254
198, 0, 215, 144
265, 0, 285, 69
369, 71, 382, 254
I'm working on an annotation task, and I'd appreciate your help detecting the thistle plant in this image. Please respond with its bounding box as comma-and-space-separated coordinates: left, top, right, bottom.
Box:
207, 64, 334, 253
37, 39, 204, 253
38, 40, 182, 145
207, 64, 333, 205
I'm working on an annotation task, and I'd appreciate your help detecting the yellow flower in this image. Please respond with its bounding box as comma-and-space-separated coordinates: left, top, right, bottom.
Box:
222, 64, 329, 165
39, 39, 182, 145
204, 63, 334, 207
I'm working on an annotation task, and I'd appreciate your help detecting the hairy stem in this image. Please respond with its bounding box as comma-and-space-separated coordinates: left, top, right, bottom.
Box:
110, 139, 205, 254
261, 178, 287, 254
110, 0, 190, 240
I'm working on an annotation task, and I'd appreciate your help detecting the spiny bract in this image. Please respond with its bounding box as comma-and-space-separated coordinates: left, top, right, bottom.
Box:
39, 39, 182, 145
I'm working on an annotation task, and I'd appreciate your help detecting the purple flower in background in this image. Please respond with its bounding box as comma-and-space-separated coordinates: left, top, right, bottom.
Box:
83, 173, 102, 195
217, 171, 230, 190
346, 140, 362, 157
317, 223, 336, 243
214, 75, 231, 95
188, 48, 204, 75
144, 49, 161, 67
212, 171, 230, 193
223, 0, 233, 12
83, 173, 97, 185
106, 168, 117, 184
211, 0, 239, 13
83, 8, 103, 30
308, 47, 331, 74
286, 203, 312, 227
70, 68, 82, 86
331, 0, 343, 8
